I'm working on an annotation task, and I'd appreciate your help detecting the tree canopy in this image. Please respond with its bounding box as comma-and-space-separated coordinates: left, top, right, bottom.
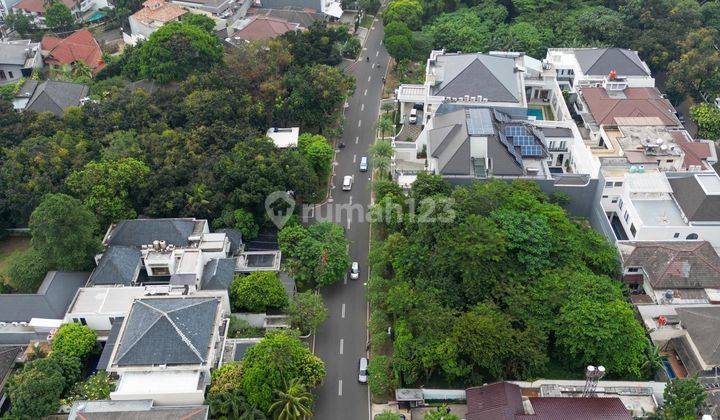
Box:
279, 222, 350, 288
231, 272, 289, 313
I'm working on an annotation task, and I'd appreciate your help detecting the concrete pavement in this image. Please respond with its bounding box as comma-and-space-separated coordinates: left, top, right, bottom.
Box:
311, 17, 389, 420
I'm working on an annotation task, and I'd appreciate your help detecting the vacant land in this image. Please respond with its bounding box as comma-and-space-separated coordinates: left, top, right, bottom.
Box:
0, 236, 31, 273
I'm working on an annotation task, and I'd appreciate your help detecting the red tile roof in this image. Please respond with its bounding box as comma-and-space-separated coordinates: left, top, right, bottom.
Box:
13, 0, 77, 13
671, 131, 713, 170
234, 16, 301, 41
580, 87, 680, 127
131, 0, 186, 24
41, 29, 105, 75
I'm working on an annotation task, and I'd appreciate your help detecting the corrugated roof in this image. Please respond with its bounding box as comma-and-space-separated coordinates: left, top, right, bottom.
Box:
676, 307, 720, 367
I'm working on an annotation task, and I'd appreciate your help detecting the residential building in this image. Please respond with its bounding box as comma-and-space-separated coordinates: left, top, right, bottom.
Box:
103, 295, 227, 405
41, 29, 105, 75
0, 271, 89, 345
258, 0, 342, 19
170, 0, 231, 15
68, 400, 209, 419
618, 241, 720, 304
13, 79, 89, 116
12, 0, 80, 26
125, 0, 187, 45
545, 48, 654, 93
265, 126, 300, 148
465, 382, 633, 420
0, 39, 42, 85
231, 15, 300, 42
249, 7, 323, 28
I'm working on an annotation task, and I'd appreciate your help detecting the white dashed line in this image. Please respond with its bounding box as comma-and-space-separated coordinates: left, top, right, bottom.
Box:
338, 380, 343, 396
367, 75, 371, 82
341, 303, 346, 318
363, 89, 367, 96
376, 50, 379, 57
353, 154, 357, 163
361, 104, 364, 111
355, 136, 359, 144
339, 339, 344, 355
358, 120, 362, 127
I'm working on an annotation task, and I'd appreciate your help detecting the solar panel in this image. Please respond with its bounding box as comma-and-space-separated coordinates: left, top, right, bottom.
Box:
466, 108, 495, 135
504, 126, 527, 137
520, 145, 543, 156
512, 135, 534, 146
498, 132, 523, 166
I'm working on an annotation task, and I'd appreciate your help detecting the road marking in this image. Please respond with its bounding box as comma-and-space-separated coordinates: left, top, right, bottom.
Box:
341, 303, 346, 318
353, 154, 357, 163
344, 275, 347, 285
349, 195, 353, 205
361, 103, 364, 111
355, 137, 359, 144
338, 380, 343, 396
358, 120, 362, 128
363, 89, 367, 96
339, 339, 344, 354
376, 50, 379, 57
367, 75, 371, 82
347, 217, 351, 230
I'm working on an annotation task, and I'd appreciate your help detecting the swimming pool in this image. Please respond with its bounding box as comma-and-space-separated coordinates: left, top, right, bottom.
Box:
527, 107, 544, 120
86, 11, 106, 22
662, 359, 676, 379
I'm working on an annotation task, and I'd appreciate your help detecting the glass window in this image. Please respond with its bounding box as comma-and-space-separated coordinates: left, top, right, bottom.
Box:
686, 233, 699, 240
605, 181, 613, 187
673, 232, 680, 238
630, 224, 637, 237
614, 181, 623, 187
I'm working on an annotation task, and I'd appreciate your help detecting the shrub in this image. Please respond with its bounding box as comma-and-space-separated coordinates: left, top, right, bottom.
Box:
231, 272, 289, 313
368, 355, 394, 398
2, 248, 49, 293
61, 371, 113, 406
209, 362, 243, 396
227, 315, 264, 338
52, 323, 97, 361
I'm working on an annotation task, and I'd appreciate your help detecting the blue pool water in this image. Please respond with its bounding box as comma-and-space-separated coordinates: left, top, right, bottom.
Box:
87, 11, 106, 22
662, 360, 676, 379
527, 108, 544, 120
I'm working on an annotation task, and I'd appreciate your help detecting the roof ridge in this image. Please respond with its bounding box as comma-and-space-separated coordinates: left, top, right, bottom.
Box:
115, 300, 163, 363
617, 48, 648, 75
163, 301, 206, 362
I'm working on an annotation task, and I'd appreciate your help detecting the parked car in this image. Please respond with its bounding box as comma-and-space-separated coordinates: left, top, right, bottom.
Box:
358, 357, 368, 383
409, 108, 418, 124
350, 262, 359, 279
342, 175, 353, 191
359, 156, 368, 172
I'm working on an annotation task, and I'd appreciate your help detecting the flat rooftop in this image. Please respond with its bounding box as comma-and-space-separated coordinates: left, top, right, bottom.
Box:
114, 371, 202, 394
68, 287, 146, 315
697, 173, 720, 195
632, 198, 686, 227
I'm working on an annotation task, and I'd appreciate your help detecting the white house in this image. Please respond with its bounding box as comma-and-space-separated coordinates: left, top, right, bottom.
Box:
0, 39, 41, 85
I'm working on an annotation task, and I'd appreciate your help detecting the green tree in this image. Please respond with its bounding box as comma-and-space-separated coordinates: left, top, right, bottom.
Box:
6, 357, 66, 418
556, 299, 647, 378
279, 222, 350, 288
369, 140, 393, 177
425, 8, 493, 53
376, 114, 394, 139
268, 378, 314, 420
182, 13, 216, 32
690, 102, 720, 140
662, 377, 707, 420
45, 2, 74, 30
52, 322, 97, 361
375, 411, 403, 420
215, 208, 260, 241
359, 0, 380, 13
384, 35, 414, 62
209, 362, 244, 396
208, 388, 267, 420
240, 330, 325, 412
424, 406, 460, 420
4, 11, 34, 37
666, 28, 720, 102
29, 193, 99, 271
1, 248, 49, 293
136, 21, 223, 82
298, 133, 334, 180
383, 0, 423, 30
231, 272, 289, 313
368, 355, 395, 398
61, 371, 113, 406
66, 158, 150, 228
288, 291, 328, 335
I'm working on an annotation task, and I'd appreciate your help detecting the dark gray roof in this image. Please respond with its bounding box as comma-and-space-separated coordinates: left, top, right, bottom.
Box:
258, 0, 322, 12
0, 271, 89, 323
200, 258, 236, 290
215, 228, 243, 255
433, 53, 519, 102
488, 136, 523, 176
15, 79, 38, 97
25, 80, 89, 117
88, 246, 141, 286
676, 307, 720, 366
233, 342, 256, 361
114, 297, 220, 366
169, 273, 196, 286
97, 317, 124, 371
668, 176, 720, 222
428, 109, 472, 175
106, 218, 199, 247
69, 400, 208, 420
540, 127, 573, 138
574, 48, 650, 77
0, 346, 21, 388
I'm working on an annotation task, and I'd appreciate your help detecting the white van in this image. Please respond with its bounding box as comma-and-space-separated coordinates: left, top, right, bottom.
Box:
359, 156, 368, 172
409, 108, 418, 124
342, 175, 353, 191
350, 262, 359, 279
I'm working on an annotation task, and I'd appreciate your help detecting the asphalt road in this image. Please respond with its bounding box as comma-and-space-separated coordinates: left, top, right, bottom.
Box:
312, 18, 389, 420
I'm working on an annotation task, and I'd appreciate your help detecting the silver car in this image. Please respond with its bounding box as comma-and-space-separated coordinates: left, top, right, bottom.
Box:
358, 357, 368, 383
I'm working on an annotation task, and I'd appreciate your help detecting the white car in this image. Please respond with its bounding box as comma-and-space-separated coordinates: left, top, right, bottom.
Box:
409, 108, 418, 124
358, 357, 368, 383
350, 262, 359, 280
342, 175, 353, 191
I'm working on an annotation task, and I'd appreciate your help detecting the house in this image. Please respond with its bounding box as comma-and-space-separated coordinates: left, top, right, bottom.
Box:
170, 0, 231, 15
0, 39, 42, 85
0, 271, 89, 345
618, 241, 720, 304
600, 172, 720, 246
258, 0, 342, 19
13, 79, 89, 116
231, 15, 300, 42
249, 7, 324, 28
465, 382, 633, 420
69, 399, 209, 419
104, 295, 227, 405
41, 29, 105, 75
265, 126, 299, 148
12, 0, 80, 26
545, 48, 654, 93
125, 0, 187, 46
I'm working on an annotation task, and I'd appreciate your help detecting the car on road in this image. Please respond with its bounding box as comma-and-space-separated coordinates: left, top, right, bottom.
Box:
359, 156, 368, 172
342, 175, 353, 191
409, 108, 418, 124
350, 262, 359, 279
358, 357, 368, 383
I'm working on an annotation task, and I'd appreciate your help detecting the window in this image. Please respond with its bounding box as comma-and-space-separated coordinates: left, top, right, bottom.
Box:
8, 71, 13, 79
673, 232, 680, 238
686, 233, 699, 240
611, 197, 618, 203
619, 198, 623, 209
0, 70, 5, 80
602, 195, 608, 199
151, 266, 170, 276
605, 181, 613, 187
630, 224, 637, 237
666, 159, 673, 163
559, 141, 566, 149
614, 181, 623, 187
627, 267, 640, 273
624, 211, 629, 222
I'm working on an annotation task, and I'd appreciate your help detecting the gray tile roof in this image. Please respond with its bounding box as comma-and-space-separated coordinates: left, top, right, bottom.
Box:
215, 228, 243, 255
574, 48, 650, 77
0, 346, 21, 389
676, 307, 720, 366
106, 218, 198, 247
278, 271, 296, 299
0, 271, 89, 323
69, 400, 208, 420
88, 246, 141, 286
114, 297, 220, 366
428, 109, 472, 175
200, 258, 236, 290
254, 7, 324, 27
668, 176, 720, 222
433, 53, 520, 103
25, 80, 89, 117
97, 317, 124, 371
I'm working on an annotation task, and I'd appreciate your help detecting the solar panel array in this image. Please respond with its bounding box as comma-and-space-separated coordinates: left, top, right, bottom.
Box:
498, 132, 523, 166
513, 135, 534, 146
465, 108, 495, 135
520, 145, 543, 156
504, 126, 526, 136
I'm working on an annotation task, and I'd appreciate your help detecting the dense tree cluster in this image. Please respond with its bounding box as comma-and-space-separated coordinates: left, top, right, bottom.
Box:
368, 176, 648, 390
382, 0, 720, 106
231, 271, 289, 313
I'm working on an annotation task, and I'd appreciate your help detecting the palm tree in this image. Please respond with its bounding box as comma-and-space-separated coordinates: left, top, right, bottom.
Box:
376, 114, 394, 139
71, 61, 93, 82
642, 341, 664, 378
381, 101, 395, 115
369, 139, 393, 159
208, 388, 266, 420
268, 378, 313, 420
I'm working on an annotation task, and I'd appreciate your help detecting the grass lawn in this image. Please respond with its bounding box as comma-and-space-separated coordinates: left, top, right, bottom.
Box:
360, 14, 374, 29
0, 236, 31, 273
